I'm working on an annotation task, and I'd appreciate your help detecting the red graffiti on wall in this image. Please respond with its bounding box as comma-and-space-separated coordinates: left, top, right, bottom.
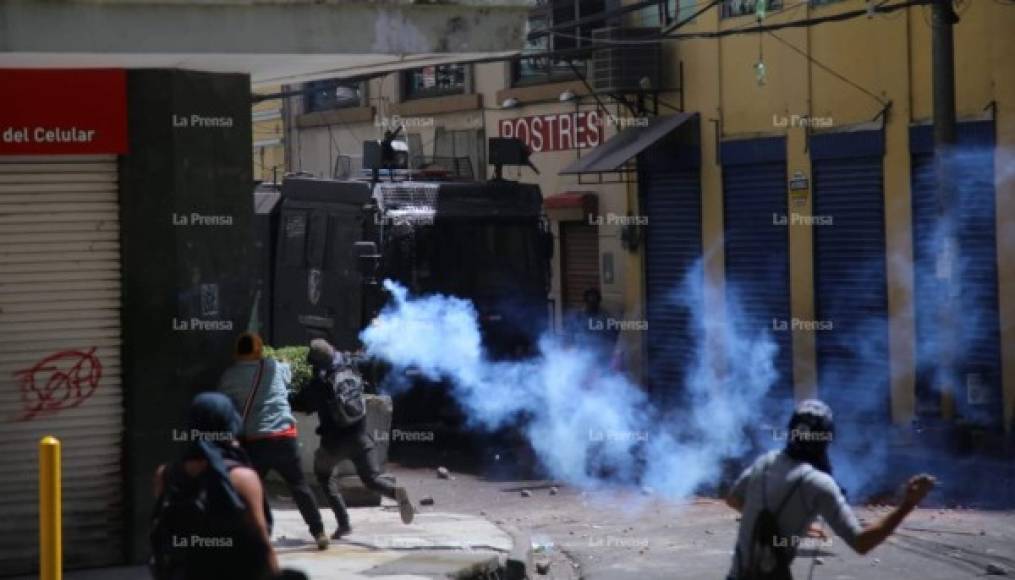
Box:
14, 347, 102, 421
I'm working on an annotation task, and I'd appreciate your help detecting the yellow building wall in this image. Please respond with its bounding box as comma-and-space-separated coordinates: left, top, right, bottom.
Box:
253, 84, 285, 183
671, 0, 1014, 429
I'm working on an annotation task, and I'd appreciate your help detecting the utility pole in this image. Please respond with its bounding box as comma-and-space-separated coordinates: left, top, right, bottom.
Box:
931, 0, 959, 420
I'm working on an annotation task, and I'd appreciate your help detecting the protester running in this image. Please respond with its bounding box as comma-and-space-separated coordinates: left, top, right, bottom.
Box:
217, 332, 329, 549
290, 338, 415, 539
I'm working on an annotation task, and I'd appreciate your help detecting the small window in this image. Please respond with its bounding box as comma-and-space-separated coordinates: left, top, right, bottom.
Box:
402, 64, 467, 100
431, 128, 485, 181
639, 0, 698, 27
721, 0, 784, 19
304, 79, 363, 113
513, 0, 606, 86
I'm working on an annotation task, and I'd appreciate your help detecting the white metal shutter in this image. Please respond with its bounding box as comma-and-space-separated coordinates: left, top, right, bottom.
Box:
0, 155, 123, 574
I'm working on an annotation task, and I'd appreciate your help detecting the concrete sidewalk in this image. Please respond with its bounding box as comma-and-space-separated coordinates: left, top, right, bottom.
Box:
13, 503, 519, 580
272, 501, 515, 579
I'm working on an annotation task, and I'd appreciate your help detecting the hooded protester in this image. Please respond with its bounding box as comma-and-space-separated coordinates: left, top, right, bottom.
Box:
724, 399, 936, 580
290, 338, 415, 539
217, 332, 328, 549
150, 392, 279, 580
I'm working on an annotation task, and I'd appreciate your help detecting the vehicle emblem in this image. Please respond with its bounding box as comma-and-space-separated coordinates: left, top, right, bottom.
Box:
308, 269, 322, 306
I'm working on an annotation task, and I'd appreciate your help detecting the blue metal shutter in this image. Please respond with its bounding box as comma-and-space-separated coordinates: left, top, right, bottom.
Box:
640, 144, 701, 404
721, 137, 793, 404
811, 130, 890, 423
910, 121, 1001, 427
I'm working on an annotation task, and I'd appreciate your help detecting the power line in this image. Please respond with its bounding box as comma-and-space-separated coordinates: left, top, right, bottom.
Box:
662, 0, 933, 39
766, 29, 889, 107
506, 0, 930, 53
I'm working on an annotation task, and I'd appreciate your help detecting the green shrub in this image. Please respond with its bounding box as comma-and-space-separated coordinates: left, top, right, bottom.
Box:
264, 345, 312, 391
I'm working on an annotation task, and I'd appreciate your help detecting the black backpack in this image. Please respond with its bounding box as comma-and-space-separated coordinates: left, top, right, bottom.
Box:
743, 464, 807, 580
149, 460, 271, 580
324, 364, 367, 428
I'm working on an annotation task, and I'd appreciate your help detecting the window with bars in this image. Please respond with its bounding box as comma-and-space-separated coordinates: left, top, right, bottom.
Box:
513, 0, 608, 86
637, 0, 699, 27
402, 64, 468, 100
721, 0, 784, 19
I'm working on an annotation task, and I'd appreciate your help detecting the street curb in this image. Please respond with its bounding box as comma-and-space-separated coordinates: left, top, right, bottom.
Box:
499, 524, 533, 580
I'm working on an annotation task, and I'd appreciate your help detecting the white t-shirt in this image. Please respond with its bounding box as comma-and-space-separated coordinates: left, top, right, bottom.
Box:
727, 450, 862, 579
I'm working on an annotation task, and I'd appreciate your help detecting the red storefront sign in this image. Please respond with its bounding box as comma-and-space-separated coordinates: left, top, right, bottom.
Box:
0, 69, 127, 155
498, 111, 603, 153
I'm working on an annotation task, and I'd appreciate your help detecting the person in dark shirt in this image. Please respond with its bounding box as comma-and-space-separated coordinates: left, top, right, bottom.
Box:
151, 392, 280, 580
564, 287, 618, 353
289, 339, 415, 538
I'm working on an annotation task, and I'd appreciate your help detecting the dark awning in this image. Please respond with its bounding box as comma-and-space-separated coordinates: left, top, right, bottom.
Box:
559, 112, 696, 175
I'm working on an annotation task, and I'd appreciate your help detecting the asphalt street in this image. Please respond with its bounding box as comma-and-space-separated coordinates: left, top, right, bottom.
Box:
388, 464, 1015, 580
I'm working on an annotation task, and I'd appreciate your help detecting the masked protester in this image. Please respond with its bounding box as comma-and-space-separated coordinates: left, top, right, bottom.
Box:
290, 339, 415, 539
725, 400, 936, 580
217, 332, 328, 549
150, 392, 280, 580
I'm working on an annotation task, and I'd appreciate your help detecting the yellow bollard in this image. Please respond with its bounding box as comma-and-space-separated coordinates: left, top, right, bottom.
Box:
39, 436, 62, 580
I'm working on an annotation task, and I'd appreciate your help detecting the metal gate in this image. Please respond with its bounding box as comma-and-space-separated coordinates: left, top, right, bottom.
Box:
0, 155, 124, 574
911, 120, 1002, 427
721, 137, 793, 403
560, 222, 600, 313
640, 144, 701, 403
811, 130, 890, 423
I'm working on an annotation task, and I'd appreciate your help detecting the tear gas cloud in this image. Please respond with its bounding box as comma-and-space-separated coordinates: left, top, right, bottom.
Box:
361, 264, 779, 498
359, 147, 1009, 503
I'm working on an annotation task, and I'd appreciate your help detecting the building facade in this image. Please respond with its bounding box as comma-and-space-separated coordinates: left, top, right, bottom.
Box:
253, 85, 285, 184
283, 63, 646, 377
0, 69, 256, 574
279, 0, 1015, 438
664, 0, 1015, 437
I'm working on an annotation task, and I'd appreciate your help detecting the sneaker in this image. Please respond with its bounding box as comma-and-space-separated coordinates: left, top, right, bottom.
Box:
331, 525, 352, 540
395, 486, 414, 525
314, 531, 330, 550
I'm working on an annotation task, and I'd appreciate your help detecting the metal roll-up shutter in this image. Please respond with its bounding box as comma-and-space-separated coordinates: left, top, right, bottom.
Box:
0, 155, 124, 574
911, 121, 1001, 427
811, 130, 890, 424
640, 145, 701, 403
721, 137, 792, 403
560, 222, 600, 313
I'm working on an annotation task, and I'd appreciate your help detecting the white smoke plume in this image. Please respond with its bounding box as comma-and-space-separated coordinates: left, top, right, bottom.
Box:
361, 261, 780, 498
